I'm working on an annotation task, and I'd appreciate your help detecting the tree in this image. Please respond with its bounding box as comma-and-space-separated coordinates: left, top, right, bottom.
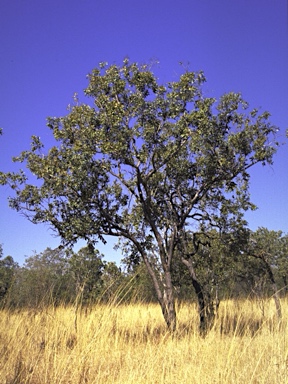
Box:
276, 234, 288, 294
19, 247, 70, 307
171, 227, 251, 331
68, 246, 105, 303
121, 253, 158, 303
98, 261, 124, 302
5, 246, 108, 308
1, 60, 278, 331
0, 245, 18, 306
246, 228, 284, 320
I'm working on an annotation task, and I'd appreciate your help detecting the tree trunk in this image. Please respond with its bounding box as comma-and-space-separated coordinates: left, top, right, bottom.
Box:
142, 253, 177, 332
282, 275, 288, 295
266, 266, 282, 321
260, 256, 282, 321
162, 269, 177, 332
181, 258, 211, 335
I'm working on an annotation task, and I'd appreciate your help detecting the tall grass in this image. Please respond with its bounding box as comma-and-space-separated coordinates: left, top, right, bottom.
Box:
1, 298, 288, 383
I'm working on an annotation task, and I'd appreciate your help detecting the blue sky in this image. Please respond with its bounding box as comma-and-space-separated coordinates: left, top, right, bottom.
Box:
0, 0, 287, 265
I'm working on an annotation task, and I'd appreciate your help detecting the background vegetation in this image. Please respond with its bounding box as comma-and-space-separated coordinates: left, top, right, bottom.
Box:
1, 227, 288, 311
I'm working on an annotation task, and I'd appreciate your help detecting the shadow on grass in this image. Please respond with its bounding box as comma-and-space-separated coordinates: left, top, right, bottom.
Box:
111, 315, 286, 343
218, 314, 284, 337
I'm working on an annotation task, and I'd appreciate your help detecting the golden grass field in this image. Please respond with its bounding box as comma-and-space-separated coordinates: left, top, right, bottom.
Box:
1, 298, 288, 384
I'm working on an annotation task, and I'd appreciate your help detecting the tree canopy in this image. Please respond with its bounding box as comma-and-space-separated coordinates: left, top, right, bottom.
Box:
0, 60, 279, 331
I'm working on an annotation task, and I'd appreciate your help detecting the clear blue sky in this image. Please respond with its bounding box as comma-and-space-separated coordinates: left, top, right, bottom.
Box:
1, 0, 287, 265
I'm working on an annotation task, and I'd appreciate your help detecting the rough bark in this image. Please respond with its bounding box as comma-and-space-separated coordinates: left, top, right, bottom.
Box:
142, 252, 177, 332
181, 257, 210, 335
262, 258, 282, 320
163, 269, 177, 332
282, 275, 288, 295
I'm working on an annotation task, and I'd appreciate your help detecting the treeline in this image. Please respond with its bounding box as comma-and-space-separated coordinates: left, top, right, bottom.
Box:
0, 245, 156, 308
1, 227, 288, 309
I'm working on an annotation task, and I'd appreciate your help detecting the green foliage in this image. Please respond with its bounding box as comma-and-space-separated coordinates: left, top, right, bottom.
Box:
15, 247, 70, 307
6, 246, 122, 308
3, 60, 278, 247
0, 247, 18, 305
245, 228, 288, 296
206, 227, 288, 304
68, 246, 105, 302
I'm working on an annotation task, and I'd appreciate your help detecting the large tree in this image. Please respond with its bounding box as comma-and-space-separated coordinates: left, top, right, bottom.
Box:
0, 60, 278, 331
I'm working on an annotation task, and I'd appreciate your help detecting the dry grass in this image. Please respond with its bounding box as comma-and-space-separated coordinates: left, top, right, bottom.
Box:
1, 298, 288, 383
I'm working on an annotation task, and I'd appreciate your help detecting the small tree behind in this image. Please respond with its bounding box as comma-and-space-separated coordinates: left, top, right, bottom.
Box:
68, 246, 105, 304
0, 245, 18, 306
247, 228, 284, 320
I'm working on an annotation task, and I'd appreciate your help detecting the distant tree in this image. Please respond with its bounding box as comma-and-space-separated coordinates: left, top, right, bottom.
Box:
276, 234, 288, 294
1, 60, 278, 332
19, 247, 70, 307
246, 228, 283, 320
227, 252, 266, 298
0, 245, 18, 306
121, 252, 158, 302
7, 246, 108, 308
68, 246, 105, 303
100, 261, 126, 302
